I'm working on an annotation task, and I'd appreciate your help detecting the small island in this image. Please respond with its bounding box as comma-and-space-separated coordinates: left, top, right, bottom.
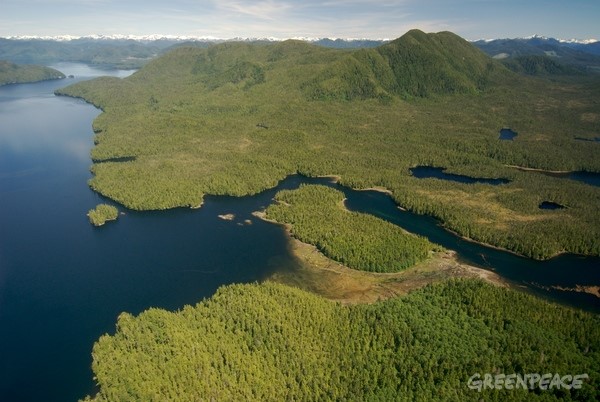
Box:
87, 204, 119, 226
0, 60, 65, 86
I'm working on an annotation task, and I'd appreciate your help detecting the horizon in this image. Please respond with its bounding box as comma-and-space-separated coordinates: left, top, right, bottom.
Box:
1, 1, 598, 42
1, 32, 598, 44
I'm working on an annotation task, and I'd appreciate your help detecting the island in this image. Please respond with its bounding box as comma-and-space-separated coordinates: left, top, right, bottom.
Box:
0, 60, 65, 86
87, 204, 119, 226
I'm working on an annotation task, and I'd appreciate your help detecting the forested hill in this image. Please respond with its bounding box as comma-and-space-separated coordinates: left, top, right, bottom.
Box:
56, 30, 600, 259
0, 60, 64, 85
306, 29, 507, 100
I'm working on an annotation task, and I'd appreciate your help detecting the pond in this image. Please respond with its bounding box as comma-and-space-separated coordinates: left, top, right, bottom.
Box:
539, 201, 566, 210
499, 128, 518, 140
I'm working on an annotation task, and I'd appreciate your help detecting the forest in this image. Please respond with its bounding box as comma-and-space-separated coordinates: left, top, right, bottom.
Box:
54, 30, 600, 260
82, 280, 599, 401
0, 60, 64, 85
266, 184, 439, 272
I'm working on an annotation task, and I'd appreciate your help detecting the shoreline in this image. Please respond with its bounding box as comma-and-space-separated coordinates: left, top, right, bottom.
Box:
253, 210, 512, 304
506, 164, 573, 174
311, 174, 567, 260
531, 283, 600, 299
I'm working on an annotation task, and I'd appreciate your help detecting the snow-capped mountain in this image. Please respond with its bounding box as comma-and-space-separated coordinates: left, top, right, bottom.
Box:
1, 33, 390, 44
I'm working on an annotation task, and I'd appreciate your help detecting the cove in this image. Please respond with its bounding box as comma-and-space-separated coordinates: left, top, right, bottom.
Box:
1, 65, 598, 402
409, 166, 510, 185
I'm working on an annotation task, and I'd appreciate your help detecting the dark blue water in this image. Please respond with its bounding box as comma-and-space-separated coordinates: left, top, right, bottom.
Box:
539, 201, 566, 210
515, 168, 600, 187
0, 66, 305, 402
552, 171, 600, 187
342, 191, 600, 313
1, 65, 598, 402
499, 128, 518, 140
410, 166, 510, 185
574, 136, 600, 143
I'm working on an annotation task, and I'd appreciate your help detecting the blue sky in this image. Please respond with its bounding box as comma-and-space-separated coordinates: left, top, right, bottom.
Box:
1, 0, 598, 40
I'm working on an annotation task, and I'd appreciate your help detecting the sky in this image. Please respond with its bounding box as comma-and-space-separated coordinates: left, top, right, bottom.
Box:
0, 0, 598, 41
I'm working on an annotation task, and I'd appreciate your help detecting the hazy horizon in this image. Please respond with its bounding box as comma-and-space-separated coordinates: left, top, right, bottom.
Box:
1, 0, 598, 42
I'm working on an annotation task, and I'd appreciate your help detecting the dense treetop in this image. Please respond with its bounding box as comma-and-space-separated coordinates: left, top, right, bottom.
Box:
55, 30, 600, 259
87, 204, 119, 226
266, 184, 439, 272
82, 280, 600, 401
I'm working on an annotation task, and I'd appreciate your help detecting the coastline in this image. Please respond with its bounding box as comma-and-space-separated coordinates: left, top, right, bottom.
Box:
442, 225, 568, 261
253, 210, 511, 304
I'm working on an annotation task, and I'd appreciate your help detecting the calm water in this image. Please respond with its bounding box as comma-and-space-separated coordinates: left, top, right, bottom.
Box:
0, 65, 302, 401
499, 128, 518, 140
539, 201, 566, 210
409, 166, 510, 185
1, 65, 599, 402
343, 190, 600, 312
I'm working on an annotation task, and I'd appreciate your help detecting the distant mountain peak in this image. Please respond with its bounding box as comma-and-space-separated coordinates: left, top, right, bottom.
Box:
0, 34, 392, 43
519, 34, 597, 45
472, 35, 598, 45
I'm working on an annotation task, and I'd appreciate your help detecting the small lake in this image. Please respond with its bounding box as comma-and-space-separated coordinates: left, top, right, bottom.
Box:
539, 201, 566, 210
1, 64, 599, 402
499, 128, 518, 140
410, 166, 510, 185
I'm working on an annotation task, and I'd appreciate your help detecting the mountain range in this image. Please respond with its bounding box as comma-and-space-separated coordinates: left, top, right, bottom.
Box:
1, 32, 599, 71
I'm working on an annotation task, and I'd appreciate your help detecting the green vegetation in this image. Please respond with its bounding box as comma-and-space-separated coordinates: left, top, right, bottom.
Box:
0, 60, 64, 85
502, 55, 581, 76
88, 204, 119, 226
82, 280, 599, 401
55, 30, 600, 259
0, 39, 166, 69
266, 185, 439, 272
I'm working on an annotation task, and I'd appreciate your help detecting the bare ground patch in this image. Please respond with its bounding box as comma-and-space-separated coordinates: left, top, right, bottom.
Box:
268, 235, 510, 305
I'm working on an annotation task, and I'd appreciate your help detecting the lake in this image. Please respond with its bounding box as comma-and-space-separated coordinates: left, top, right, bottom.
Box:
409, 166, 510, 185
0, 64, 598, 402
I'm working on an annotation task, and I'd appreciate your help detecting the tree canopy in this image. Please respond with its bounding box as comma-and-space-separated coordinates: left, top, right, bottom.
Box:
83, 280, 600, 401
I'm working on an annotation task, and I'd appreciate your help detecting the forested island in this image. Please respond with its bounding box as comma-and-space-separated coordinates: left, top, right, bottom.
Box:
50, 30, 600, 400
0, 60, 64, 85
87, 204, 119, 226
